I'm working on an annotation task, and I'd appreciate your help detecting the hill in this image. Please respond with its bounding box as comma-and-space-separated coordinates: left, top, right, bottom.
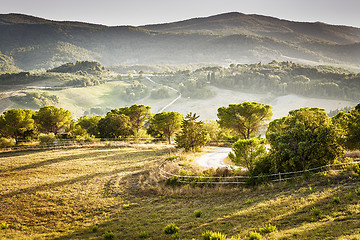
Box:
0, 13, 360, 71
0, 145, 359, 239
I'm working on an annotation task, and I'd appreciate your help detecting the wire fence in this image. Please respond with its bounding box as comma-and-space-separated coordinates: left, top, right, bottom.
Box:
158, 159, 360, 185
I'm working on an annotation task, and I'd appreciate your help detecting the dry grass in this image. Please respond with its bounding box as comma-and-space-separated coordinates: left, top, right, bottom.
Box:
0, 146, 360, 239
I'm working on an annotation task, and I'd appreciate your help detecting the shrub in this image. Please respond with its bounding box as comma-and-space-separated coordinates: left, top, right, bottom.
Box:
166, 155, 181, 161
0, 138, 15, 148
38, 133, 56, 145
248, 231, 262, 240
92, 225, 98, 232
0, 222, 9, 229
355, 188, 360, 196
311, 207, 321, 216
103, 231, 115, 239
202, 231, 227, 240
246, 199, 253, 205
194, 210, 202, 218
138, 231, 149, 238
259, 223, 277, 234
163, 223, 179, 234
166, 176, 179, 187
122, 204, 130, 209
172, 233, 181, 239
333, 197, 340, 204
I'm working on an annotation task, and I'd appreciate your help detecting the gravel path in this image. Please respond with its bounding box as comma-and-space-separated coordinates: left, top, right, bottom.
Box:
195, 147, 234, 169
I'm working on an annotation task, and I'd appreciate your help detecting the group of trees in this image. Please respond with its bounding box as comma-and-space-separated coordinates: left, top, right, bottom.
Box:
0, 106, 72, 144
170, 61, 360, 101
1, 99, 360, 180
0, 104, 188, 146
224, 102, 360, 177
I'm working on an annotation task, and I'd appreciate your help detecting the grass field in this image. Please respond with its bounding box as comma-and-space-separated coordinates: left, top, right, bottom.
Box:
1, 146, 360, 240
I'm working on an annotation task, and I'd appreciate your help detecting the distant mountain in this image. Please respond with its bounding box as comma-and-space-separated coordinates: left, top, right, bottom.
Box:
0, 12, 359, 71
142, 12, 360, 44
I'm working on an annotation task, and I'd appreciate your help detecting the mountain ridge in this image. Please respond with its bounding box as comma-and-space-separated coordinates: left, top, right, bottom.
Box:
0, 12, 359, 71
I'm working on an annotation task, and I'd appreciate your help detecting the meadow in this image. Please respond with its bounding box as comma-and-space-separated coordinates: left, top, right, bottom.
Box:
0, 145, 360, 239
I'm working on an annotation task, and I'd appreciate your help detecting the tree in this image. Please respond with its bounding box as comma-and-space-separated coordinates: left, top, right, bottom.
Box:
0, 109, 35, 144
175, 112, 208, 151
266, 107, 343, 173
98, 113, 132, 138
77, 115, 102, 137
217, 102, 273, 139
151, 112, 183, 143
333, 103, 360, 150
228, 138, 267, 171
34, 106, 72, 134
113, 105, 151, 135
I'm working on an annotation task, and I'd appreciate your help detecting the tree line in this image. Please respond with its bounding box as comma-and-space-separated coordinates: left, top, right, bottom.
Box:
1, 101, 359, 178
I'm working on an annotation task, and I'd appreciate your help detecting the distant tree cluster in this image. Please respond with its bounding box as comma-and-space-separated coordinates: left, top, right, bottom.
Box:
47, 61, 104, 75
120, 81, 149, 102
150, 86, 170, 99
172, 61, 360, 101
10, 92, 59, 108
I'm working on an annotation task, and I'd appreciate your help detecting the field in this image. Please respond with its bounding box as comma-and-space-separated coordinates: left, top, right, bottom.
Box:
1, 145, 360, 239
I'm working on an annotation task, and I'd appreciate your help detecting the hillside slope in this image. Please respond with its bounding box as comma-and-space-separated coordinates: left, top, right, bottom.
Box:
0, 13, 360, 70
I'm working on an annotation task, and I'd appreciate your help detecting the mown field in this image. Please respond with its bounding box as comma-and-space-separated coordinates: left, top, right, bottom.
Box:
0, 145, 360, 240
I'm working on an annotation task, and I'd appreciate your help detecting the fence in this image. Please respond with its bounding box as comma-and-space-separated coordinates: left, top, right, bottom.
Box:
158, 159, 360, 184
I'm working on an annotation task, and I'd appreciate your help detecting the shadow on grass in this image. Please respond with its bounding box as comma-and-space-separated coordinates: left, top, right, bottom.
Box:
2, 147, 168, 173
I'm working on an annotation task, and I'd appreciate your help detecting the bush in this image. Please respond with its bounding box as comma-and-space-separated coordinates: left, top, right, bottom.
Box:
92, 225, 98, 232
38, 133, 56, 145
163, 223, 179, 234
166, 176, 179, 187
138, 231, 149, 238
0, 138, 15, 148
122, 204, 130, 209
311, 207, 321, 216
248, 231, 262, 240
259, 223, 277, 234
172, 233, 181, 239
103, 231, 115, 239
0, 222, 9, 229
246, 199, 253, 205
333, 197, 340, 204
202, 231, 227, 240
194, 210, 202, 218
355, 188, 360, 196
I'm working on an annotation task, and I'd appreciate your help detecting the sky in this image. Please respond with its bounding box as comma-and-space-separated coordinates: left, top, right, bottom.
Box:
1, 0, 359, 28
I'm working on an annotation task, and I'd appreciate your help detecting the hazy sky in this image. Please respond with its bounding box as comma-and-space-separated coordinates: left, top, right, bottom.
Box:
1, 0, 359, 28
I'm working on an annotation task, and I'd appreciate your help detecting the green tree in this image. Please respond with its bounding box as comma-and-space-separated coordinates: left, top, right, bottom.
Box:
34, 106, 72, 134
229, 138, 267, 171
333, 103, 360, 150
0, 109, 35, 144
217, 102, 273, 139
175, 112, 208, 151
266, 107, 343, 173
77, 115, 102, 137
98, 113, 132, 138
151, 112, 183, 143
113, 105, 151, 135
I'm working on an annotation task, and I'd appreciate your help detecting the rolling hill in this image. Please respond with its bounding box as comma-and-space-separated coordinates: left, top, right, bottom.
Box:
0, 12, 360, 71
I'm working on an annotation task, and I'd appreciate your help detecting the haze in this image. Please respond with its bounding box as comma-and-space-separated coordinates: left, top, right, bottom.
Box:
1, 0, 360, 28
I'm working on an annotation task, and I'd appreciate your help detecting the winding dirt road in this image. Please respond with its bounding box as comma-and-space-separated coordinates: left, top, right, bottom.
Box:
195, 147, 235, 169
145, 76, 182, 113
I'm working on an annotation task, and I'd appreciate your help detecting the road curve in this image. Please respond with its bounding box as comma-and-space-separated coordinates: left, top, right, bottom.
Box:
145, 76, 182, 113
195, 147, 235, 169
